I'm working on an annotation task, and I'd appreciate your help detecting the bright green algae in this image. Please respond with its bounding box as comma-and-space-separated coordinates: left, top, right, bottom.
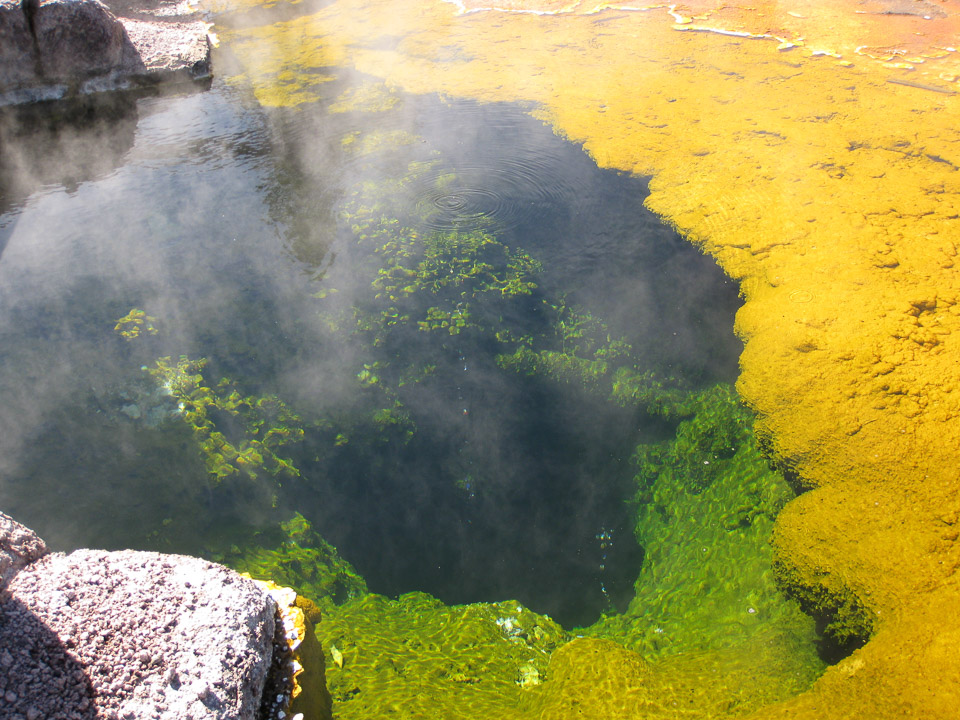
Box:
318, 593, 567, 717
213, 382, 824, 719
587, 386, 824, 680
112, 94, 824, 715
209, 512, 368, 613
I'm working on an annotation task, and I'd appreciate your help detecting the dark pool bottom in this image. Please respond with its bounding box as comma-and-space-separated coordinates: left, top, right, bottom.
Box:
0, 82, 743, 629
297, 363, 651, 627
254, 90, 744, 627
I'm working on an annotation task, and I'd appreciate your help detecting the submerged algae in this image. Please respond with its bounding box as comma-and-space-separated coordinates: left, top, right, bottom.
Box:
494, 316, 812, 664
263, 390, 825, 720
589, 386, 820, 669
505, 348, 826, 710
317, 153, 542, 352
114, 311, 308, 488
628, 384, 746, 495
108, 311, 322, 549
213, 513, 367, 613
496, 300, 633, 387
316, 592, 567, 719
173, 79, 823, 714
147, 355, 305, 486
114, 308, 159, 340
263, 147, 822, 712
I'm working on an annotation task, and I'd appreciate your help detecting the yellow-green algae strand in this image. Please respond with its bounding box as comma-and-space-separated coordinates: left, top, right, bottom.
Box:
146, 355, 305, 486
209, 513, 368, 614
208, 1, 960, 717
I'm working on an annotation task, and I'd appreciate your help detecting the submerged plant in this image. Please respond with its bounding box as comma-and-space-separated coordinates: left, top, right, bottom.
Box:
307, 158, 550, 446
114, 311, 308, 489
346, 222, 541, 345
587, 383, 820, 686
147, 355, 305, 485
114, 307, 159, 340
630, 384, 752, 497
211, 512, 368, 612
496, 299, 632, 388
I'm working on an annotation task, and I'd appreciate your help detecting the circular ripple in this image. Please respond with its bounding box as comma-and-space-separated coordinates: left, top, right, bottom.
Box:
434, 193, 469, 211
409, 158, 575, 234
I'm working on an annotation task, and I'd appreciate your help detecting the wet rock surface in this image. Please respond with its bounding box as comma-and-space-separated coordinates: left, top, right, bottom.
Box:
0, 0, 211, 105
0, 512, 278, 720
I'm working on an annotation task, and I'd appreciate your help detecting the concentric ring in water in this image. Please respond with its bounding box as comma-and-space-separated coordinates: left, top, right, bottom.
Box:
433, 193, 469, 211
409, 158, 575, 233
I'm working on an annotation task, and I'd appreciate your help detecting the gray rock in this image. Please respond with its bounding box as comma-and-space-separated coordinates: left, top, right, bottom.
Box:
0, 511, 48, 590
0, 0, 38, 91
0, 0, 211, 105
34, 0, 132, 81
120, 15, 210, 78
2, 548, 278, 720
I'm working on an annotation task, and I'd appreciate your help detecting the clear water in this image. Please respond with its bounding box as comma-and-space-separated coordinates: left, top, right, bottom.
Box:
0, 72, 741, 627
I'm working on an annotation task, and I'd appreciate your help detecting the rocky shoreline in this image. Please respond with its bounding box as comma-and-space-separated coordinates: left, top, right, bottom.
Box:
0, 512, 324, 720
0, 0, 212, 106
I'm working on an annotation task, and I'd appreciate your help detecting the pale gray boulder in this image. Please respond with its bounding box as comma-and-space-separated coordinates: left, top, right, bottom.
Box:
0, 512, 283, 720
121, 15, 210, 78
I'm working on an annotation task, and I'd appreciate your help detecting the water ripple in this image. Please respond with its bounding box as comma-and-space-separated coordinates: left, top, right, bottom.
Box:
408, 157, 575, 233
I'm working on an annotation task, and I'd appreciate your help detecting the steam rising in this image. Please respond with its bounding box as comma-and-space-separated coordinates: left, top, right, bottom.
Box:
0, 59, 741, 625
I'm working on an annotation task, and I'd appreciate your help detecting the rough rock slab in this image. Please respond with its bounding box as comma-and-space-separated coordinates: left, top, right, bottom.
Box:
0, 512, 47, 590
0, 549, 276, 720
121, 16, 210, 75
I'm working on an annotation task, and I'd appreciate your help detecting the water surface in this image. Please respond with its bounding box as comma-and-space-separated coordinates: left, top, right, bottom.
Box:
0, 69, 742, 629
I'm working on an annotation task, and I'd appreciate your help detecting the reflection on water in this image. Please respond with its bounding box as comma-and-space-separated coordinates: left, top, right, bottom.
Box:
0, 96, 139, 223
0, 75, 741, 629
0, 85, 298, 545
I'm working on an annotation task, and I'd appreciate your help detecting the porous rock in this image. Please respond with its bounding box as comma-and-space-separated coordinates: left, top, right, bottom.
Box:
1, 548, 277, 720
0, 511, 47, 590
121, 15, 210, 77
